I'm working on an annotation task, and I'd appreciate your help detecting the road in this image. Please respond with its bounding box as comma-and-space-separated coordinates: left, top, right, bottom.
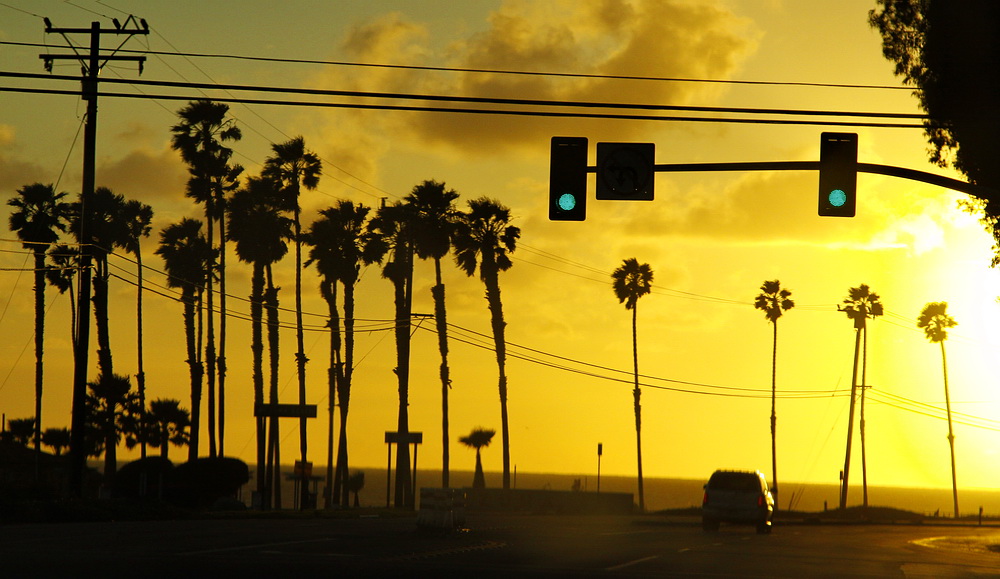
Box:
2, 513, 998, 577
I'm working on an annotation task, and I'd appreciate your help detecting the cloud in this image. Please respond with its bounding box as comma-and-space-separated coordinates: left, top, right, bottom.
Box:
96, 147, 188, 205
314, 0, 757, 157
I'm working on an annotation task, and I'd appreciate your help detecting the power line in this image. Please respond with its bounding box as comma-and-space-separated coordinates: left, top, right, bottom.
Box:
0, 40, 918, 93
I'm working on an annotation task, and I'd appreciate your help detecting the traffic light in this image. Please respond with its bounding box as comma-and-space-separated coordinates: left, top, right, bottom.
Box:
549, 136, 589, 221
818, 132, 858, 217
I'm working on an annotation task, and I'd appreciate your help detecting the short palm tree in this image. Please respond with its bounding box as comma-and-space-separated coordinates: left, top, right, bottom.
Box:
228, 177, 292, 505
453, 198, 520, 490
86, 372, 141, 479
838, 284, 883, 509
7, 183, 70, 461
41, 427, 71, 456
144, 398, 191, 461
347, 470, 365, 507
753, 280, 794, 503
5, 418, 36, 446
262, 135, 321, 506
611, 258, 654, 512
459, 428, 496, 489
305, 200, 373, 508
156, 218, 214, 461
917, 302, 959, 518
405, 180, 460, 488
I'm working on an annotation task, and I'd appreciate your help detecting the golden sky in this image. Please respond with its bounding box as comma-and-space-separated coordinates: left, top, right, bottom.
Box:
2, 0, 999, 496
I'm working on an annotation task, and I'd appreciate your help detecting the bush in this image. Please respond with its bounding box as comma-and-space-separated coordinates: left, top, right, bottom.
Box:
111, 456, 174, 499
167, 457, 249, 509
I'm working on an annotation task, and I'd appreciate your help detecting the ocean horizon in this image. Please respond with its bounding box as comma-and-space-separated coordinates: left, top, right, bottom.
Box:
245, 465, 1000, 517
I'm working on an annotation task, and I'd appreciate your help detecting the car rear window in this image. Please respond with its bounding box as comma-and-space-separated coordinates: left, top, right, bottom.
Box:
708, 472, 760, 491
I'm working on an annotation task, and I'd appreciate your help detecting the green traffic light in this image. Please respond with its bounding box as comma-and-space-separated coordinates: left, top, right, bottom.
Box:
828, 189, 847, 207
558, 192, 577, 211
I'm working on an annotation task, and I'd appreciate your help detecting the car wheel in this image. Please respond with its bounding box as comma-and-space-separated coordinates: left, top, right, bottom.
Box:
702, 518, 719, 532
756, 521, 772, 535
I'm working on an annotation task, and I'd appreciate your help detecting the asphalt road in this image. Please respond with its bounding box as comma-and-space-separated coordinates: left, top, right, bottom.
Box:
2, 513, 999, 577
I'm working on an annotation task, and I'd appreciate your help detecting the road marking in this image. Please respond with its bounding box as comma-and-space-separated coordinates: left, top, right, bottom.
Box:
605, 555, 659, 571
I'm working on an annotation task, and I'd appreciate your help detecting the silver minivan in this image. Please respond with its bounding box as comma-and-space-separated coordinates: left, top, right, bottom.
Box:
702, 470, 774, 534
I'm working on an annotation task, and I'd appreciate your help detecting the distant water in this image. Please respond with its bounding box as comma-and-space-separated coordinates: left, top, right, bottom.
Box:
246, 466, 1000, 517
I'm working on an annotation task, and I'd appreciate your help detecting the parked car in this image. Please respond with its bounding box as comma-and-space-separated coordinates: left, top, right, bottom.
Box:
702, 469, 774, 534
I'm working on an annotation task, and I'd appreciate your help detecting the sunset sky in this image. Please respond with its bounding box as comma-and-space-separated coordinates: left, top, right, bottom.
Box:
2, 0, 999, 501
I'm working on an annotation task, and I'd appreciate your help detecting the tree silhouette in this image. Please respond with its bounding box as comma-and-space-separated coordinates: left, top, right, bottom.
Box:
5, 418, 36, 446
347, 470, 365, 507
7, 183, 70, 465
405, 180, 460, 488
611, 257, 654, 512
171, 99, 243, 458
262, 136, 321, 508
142, 398, 191, 461
753, 280, 794, 503
870, 1, 1000, 263
121, 199, 153, 458
459, 428, 496, 489
41, 427, 71, 456
228, 177, 291, 507
156, 219, 214, 462
87, 372, 141, 479
917, 301, 959, 518
839, 284, 883, 509
453, 198, 520, 490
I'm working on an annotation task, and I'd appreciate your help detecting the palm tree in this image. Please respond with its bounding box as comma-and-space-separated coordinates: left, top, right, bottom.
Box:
6, 418, 36, 446
459, 427, 496, 489
611, 257, 654, 512
366, 201, 417, 508
228, 177, 292, 506
171, 99, 243, 458
46, 243, 80, 345
305, 200, 373, 508
121, 200, 153, 458
87, 372, 141, 479
405, 180, 460, 488
262, 136, 321, 507
753, 280, 794, 504
156, 218, 214, 461
917, 302, 960, 518
453, 198, 520, 490
838, 283, 883, 509
347, 470, 365, 507
7, 183, 70, 462
41, 427, 71, 456
144, 398, 191, 461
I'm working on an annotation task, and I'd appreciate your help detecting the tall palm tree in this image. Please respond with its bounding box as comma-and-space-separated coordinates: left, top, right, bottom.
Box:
7, 183, 70, 464
405, 180, 460, 488
611, 257, 654, 512
753, 280, 794, 505
171, 99, 243, 458
838, 283, 883, 509
262, 136, 321, 507
917, 301, 959, 518
46, 243, 80, 345
144, 398, 191, 461
228, 177, 292, 506
305, 200, 373, 508
156, 218, 214, 462
121, 199, 153, 458
453, 197, 521, 490
366, 201, 416, 508
459, 427, 496, 489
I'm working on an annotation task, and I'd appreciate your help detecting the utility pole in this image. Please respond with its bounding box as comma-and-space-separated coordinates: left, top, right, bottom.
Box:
40, 16, 148, 497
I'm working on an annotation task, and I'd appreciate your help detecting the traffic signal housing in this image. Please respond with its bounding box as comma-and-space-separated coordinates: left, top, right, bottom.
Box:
818, 132, 858, 217
549, 136, 588, 221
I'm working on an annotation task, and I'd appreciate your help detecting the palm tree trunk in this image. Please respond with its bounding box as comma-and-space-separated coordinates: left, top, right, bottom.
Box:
293, 207, 309, 510
205, 212, 216, 459
265, 268, 281, 509
338, 281, 356, 507
840, 326, 863, 509
93, 259, 113, 378
941, 340, 959, 518
183, 288, 201, 462
251, 262, 265, 506
632, 305, 644, 512
136, 249, 147, 459
483, 266, 510, 490
323, 282, 340, 509
392, 244, 414, 508
770, 320, 777, 508
861, 325, 869, 508
218, 214, 227, 457
432, 258, 451, 488
32, 248, 45, 478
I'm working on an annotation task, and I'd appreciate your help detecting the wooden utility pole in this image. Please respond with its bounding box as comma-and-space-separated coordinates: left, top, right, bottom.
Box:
39, 16, 148, 497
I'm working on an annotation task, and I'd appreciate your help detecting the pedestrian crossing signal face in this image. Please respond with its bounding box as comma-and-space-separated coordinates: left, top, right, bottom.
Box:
818, 132, 858, 217
549, 137, 588, 221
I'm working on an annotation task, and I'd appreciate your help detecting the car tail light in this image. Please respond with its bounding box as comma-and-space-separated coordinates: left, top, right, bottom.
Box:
703, 492, 708, 506
758, 494, 765, 507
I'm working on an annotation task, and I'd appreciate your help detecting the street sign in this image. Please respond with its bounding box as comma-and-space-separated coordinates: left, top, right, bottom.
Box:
254, 403, 317, 418
596, 142, 655, 200
385, 431, 424, 444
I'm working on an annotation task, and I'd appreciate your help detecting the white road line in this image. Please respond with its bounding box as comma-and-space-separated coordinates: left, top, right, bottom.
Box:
605, 555, 660, 571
